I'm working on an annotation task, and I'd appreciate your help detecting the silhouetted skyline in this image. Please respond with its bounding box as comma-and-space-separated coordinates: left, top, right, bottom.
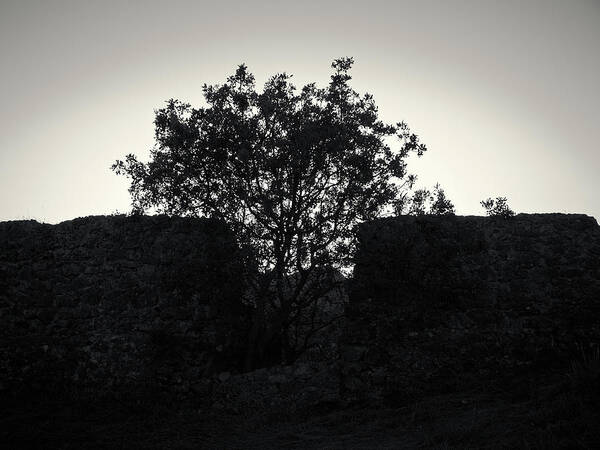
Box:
1, 0, 599, 223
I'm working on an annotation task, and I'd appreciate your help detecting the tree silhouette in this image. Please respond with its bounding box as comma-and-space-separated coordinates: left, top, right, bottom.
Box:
113, 58, 426, 368
481, 197, 515, 218
402, 183, 455, 216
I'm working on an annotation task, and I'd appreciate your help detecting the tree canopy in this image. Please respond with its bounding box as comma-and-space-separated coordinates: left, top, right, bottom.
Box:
113, 57, 428, 367
481, 197, 515, 218
405, 183, 455, 216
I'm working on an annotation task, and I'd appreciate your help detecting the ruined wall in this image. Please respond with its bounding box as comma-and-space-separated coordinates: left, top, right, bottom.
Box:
4, 213, 600, 407
342, 214, 600, 404
0, 215, 245, 398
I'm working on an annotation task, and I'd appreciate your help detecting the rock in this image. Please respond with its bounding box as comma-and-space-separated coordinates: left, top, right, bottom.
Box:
293, 364, 311, 377
218, 371, 231, 382
341, 345, 366, 362
190, 381, 209, 395
268, 374, 287, 384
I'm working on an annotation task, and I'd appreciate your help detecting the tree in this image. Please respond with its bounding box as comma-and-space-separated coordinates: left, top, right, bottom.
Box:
113, 58, 426, 368
402, 183, 455, 215
481, 196, 515, 217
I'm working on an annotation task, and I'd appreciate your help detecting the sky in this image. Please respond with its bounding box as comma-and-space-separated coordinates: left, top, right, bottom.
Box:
1, 0, 599, 223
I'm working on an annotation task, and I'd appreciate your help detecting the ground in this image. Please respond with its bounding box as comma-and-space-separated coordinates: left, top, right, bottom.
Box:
3, 371, 599, 449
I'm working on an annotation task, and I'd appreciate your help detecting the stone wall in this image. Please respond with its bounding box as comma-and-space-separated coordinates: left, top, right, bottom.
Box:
342, 214, 600, 404
0, 215, 245, 398
4, 212, 600, 408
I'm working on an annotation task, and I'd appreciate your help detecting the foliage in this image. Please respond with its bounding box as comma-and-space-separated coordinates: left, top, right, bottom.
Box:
398, 183, 455, 215
480, 196, 515, 218
113, 58, 426, 368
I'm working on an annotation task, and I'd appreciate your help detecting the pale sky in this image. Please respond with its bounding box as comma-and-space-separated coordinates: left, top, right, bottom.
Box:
1, 0, 599, 223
